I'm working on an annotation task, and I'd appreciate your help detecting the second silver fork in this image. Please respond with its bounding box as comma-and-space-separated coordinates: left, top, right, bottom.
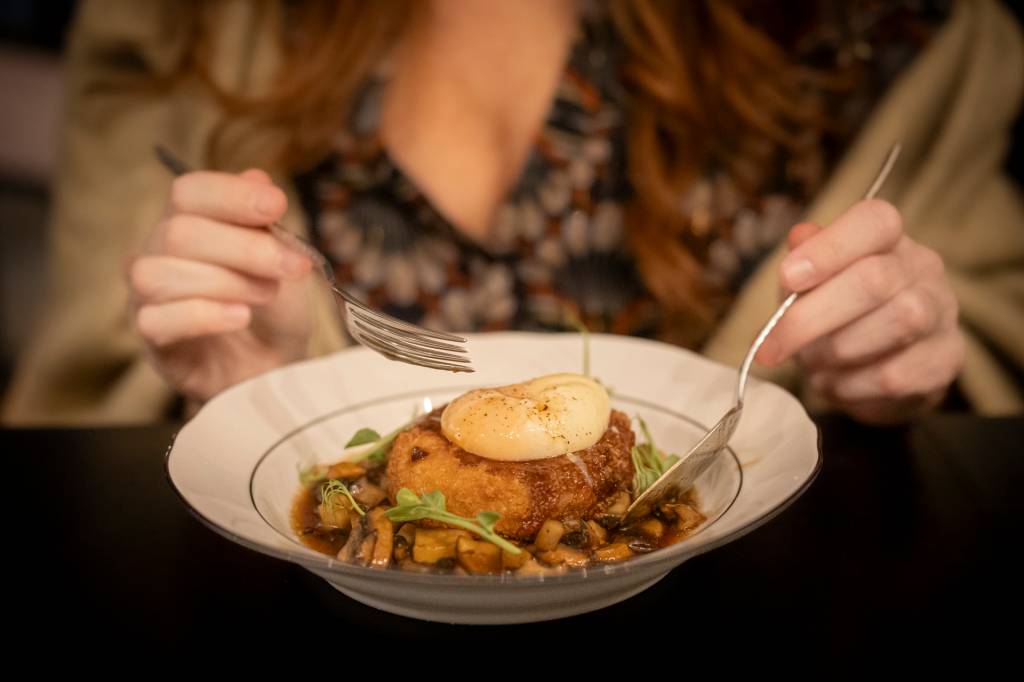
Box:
154, 145, 474, 373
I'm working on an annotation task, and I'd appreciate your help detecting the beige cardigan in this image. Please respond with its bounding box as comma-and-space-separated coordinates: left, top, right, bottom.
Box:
4, 0, 1023, 425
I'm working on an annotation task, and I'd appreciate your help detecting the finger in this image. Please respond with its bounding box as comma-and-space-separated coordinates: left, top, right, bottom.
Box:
135, 299, 251, 348
779, 198, 903, 292
786, 222, 823, 250
798, 284, 944, 370
809, 329, 965, 403
128, 255, 279, 305
758, 252, 910, 366
169, 170, 287, 226
239, 168, 273, 185
159, 213, 312, 280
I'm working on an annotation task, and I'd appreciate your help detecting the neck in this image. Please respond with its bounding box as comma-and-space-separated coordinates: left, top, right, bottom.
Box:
419, 0, 579, 65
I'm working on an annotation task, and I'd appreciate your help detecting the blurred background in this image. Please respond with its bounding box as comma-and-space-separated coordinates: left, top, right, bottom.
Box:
1, 1, 1022, 397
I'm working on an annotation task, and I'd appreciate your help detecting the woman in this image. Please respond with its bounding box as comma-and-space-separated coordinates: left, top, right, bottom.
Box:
3, 0, 1022, 425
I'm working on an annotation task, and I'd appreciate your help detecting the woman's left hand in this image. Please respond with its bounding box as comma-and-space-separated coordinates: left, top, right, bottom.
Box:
756, 198, 965, 424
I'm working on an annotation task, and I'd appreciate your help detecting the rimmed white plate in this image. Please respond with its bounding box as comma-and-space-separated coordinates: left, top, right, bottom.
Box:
166, 332, 820, 624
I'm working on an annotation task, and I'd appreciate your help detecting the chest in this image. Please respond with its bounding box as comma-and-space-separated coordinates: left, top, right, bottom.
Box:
377, 16, 578, 243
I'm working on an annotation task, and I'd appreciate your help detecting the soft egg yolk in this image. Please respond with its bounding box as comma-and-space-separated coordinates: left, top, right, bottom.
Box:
440, 373, 611, 461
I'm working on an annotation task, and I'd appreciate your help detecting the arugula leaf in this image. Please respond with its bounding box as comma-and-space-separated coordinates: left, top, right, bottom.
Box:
345, 428, 382, 448
384, 488, 521, 555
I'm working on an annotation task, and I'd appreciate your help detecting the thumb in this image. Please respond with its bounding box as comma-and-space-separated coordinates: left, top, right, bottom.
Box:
239, 168, 274, 185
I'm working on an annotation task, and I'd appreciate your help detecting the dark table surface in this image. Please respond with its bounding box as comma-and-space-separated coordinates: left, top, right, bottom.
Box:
4, 413, 1021, 658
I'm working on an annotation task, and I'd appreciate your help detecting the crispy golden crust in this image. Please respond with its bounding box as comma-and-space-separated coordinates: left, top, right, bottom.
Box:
384, 407, 635, 539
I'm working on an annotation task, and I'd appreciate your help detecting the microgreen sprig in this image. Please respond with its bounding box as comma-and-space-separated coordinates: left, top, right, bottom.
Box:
321, 479, 365, 517
631, 415, 680, 497
348, 420, 413, 464
385, 488, 521, 555
563, 310, 590, 378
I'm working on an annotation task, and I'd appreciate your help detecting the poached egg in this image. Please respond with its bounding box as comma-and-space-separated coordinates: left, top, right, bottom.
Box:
440, 373, 611, 462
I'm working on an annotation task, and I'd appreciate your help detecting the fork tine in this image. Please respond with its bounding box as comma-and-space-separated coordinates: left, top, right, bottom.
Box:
350, 318, 473, 365
333, 287, 467, 343
352, 328, 475, 372
347, 307, 469, 354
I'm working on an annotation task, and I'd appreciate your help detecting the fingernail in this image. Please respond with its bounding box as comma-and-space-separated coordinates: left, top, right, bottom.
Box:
280, 251, 309, 277
756, 337, 779, 366
782, 258, 814, 290
255, 191, 280, 216
225, 304, 250, 323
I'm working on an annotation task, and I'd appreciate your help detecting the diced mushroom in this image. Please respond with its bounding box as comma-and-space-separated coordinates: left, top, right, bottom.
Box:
607, 490, 630, 515
337, 519, 364, 562
325, 461, 366, 480
592, 542, 633, 562
318, 498, 352, 532
559, 518, 588, 548
594, 490, 631, 528
367, 508, 394, 569
634, 518, 664, 541
393, 523, 417, 562
456, 536, 502, 574
661, 503, 705, 533
355, 528, 376, 564
412, 528, 471, 564
536, 543, 590, 568
534, 519, 565, 551
585, 520, 608, 547
349, 477, 388, 508
337, 508, 393, 568
562, 519, 606, 549
501, 545, 532, 571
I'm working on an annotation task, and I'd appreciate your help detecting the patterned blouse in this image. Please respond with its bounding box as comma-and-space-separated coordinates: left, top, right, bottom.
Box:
295, 2, 948, 346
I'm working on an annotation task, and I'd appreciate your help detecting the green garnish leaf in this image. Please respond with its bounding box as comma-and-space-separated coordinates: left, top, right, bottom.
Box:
351, 419, 415, 464
384, 488, 521, 555
395, 487, 421, 507
346, 428, 382, 448
421, 490, 446, 511
631, 415, 679, 497
476, 511, 501, 534
631, 446, 660, 495
321, 479, 365, 517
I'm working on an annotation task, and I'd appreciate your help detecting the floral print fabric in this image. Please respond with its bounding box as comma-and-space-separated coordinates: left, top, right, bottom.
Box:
295, 2, 947, 343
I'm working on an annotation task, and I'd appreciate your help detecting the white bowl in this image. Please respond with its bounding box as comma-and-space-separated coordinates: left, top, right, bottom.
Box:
166, 332, 820, 624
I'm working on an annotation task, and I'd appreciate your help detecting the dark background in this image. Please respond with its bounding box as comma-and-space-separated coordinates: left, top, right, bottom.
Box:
1, 1, 1022, 397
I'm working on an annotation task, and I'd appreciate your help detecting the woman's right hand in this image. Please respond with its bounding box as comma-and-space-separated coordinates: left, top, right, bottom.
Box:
128, 169, 314, 405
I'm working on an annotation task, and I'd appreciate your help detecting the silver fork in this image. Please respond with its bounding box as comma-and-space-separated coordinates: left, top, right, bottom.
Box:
621, 143, 902, 526
154, 146, 474, 373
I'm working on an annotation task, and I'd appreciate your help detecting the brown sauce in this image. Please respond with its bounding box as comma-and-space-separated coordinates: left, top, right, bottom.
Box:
290, 486, 349, 556
290, 471, 706, 574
